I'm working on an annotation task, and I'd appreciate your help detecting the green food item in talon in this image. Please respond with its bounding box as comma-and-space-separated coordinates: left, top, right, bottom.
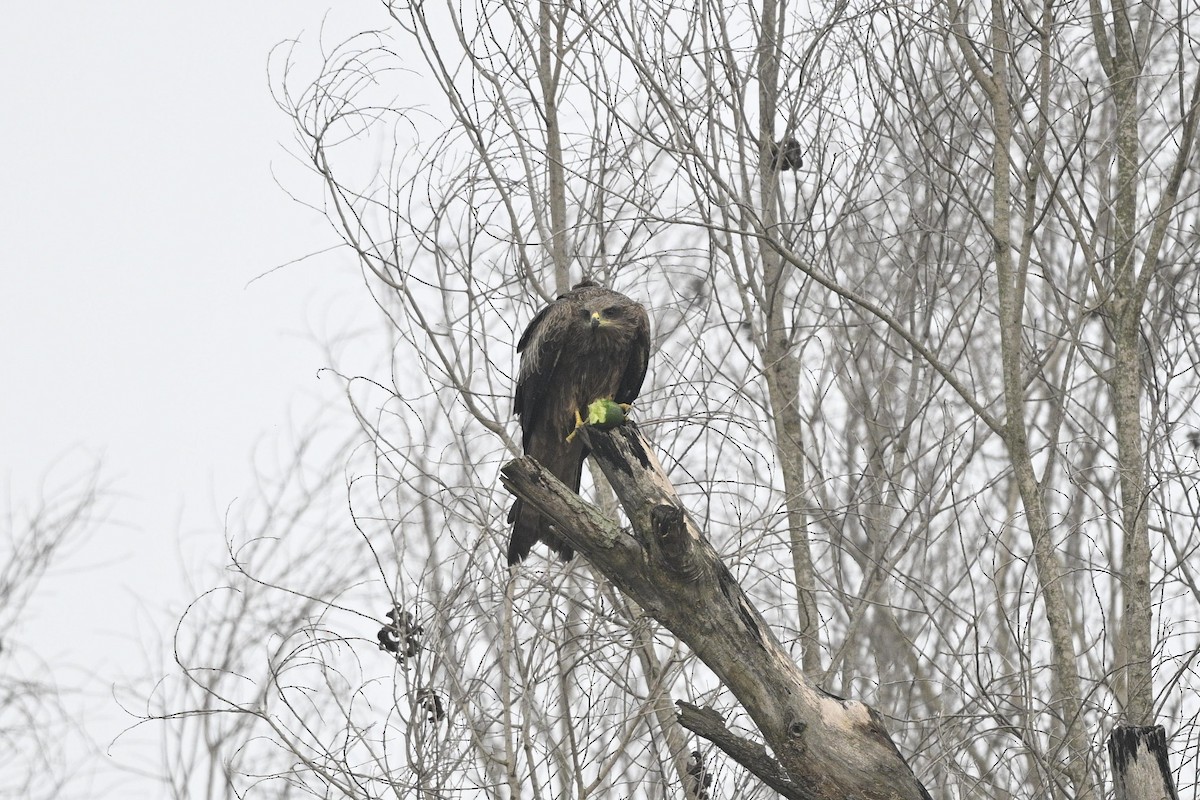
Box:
585, 398, 628, 429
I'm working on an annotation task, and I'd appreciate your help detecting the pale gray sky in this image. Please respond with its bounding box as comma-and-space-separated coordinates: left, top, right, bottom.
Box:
1, 3, 386, 795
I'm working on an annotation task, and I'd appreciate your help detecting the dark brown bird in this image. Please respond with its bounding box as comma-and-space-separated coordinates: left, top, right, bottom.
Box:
507, 280, 651, 564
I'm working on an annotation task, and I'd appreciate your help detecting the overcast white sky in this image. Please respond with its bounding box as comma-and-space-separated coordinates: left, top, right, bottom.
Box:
1, 3, 395, 794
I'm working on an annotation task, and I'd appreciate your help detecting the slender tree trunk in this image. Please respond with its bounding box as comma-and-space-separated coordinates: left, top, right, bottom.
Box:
757, 0, 821, 676
986, 2, 1094, 795
538, 0, 571, 289
1099, 0, 1154, 727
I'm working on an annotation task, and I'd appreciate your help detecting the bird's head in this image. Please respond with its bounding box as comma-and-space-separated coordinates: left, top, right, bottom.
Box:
582, 301, 638, 338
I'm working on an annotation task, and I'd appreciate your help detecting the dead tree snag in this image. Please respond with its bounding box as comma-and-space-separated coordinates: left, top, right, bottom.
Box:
500, 423, 930, 800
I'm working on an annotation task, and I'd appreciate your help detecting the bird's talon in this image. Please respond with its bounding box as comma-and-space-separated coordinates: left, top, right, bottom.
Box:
565, 408, 586, 442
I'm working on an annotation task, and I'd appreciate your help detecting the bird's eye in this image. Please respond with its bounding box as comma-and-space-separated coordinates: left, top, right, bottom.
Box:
603, 305, 623, 317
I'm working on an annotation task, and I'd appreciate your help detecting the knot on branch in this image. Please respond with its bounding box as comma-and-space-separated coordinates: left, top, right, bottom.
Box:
650, 503, 705, 575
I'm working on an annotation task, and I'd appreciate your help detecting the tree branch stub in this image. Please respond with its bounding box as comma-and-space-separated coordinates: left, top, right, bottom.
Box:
1108, 725, 1180, 800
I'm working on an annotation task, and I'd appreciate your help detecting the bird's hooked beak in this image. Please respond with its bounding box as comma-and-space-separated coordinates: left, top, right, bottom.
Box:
590, 311, 603, 329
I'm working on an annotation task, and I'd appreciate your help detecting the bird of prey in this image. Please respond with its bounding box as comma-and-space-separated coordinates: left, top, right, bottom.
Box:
507, 280, 651, 564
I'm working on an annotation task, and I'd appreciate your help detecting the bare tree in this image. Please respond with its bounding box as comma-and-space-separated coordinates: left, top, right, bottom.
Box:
161, 0, 1200, 797
1, 460, 104, 800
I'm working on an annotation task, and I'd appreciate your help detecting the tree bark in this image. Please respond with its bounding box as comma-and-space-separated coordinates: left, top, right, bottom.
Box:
500, 424, 930, 800
1096, 0, 1154, 728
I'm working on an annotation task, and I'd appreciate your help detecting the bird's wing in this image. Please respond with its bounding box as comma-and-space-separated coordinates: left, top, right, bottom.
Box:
514, 298, 571, 448
615, 303, 651, 404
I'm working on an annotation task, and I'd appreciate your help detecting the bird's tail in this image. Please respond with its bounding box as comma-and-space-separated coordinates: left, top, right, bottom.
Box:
507, 499, 573, 564
507, 433, 585, 564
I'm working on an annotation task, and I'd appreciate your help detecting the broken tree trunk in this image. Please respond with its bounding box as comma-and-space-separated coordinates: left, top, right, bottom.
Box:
500, 423, 931, 800
1108, 726, 1179, 800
